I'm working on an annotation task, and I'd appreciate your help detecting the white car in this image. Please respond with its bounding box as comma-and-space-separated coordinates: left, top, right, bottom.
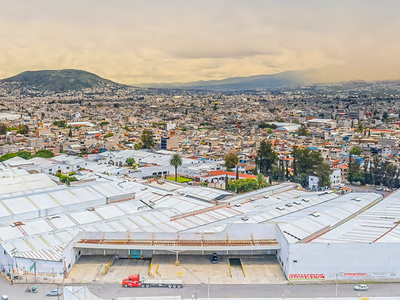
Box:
354, 284, 368, 291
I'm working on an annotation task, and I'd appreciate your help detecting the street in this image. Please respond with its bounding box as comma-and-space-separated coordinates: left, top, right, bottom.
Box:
88, 282, 400, 299
0, 280, 63, 300
3, 278, 400, 299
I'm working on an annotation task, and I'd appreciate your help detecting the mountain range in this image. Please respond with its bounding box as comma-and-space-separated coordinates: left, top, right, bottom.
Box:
0, 69, 319, 93
2, 69, 399, 94
138, 70, 318, 91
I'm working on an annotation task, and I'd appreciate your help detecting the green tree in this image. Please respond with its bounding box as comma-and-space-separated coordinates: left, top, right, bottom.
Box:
0, 123, 6, 135
256, 141, 277, 178
18, 125, 29, 135
356, 124, 363, 133
350, 146, 361, 156
34, 149, 54, 158
0, 153, 18, 162
294, 148, 324, 186
348, 157, 363, 183
316, 163, 332, 187
382, 111, 388, 121
100, 121, 109, 126
126, 157, 136, 166
228, 178, 259, 193
141, 130, 155, 149
296, 125, 309, 136
295, 148, 323, 176
224, 153, 239, 169
134, 142, 143, 150
68, 128, 72, 138
17, 151, 32, 160
267, 128, 273, 134
170, 154, 183, 181
257, 173, 268, 188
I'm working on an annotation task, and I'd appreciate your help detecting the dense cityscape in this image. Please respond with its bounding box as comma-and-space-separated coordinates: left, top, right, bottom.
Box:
2, 1, 400, 300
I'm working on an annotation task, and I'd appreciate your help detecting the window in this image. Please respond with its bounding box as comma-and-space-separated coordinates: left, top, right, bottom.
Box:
293, 260, 298, 263
49, 169, 52, 172
66, 167, 69, 169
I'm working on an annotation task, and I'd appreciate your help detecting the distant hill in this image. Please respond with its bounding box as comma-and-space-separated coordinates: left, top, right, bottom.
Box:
0, 69, 125, 93
139, 70, 318, 91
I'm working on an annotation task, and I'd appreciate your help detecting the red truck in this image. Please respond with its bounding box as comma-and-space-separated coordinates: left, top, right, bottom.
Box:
122, 274, 184, 289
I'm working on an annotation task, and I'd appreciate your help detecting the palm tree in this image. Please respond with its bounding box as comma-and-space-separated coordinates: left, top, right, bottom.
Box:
170, 154, 183, 181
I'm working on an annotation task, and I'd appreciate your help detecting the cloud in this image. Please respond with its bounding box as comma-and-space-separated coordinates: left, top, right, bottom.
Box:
1, 1, 400, 84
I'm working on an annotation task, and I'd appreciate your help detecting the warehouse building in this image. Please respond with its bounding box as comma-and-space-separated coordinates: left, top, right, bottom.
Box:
0, 166, 399, 283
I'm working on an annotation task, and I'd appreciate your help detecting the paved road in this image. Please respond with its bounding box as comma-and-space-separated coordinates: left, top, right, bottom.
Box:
347, 184, 392, 197
0, 279, 63, 300
2, 278, 400, 299
88, 282, 400, 299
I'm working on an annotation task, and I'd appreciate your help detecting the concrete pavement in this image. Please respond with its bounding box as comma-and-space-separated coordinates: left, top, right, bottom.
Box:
87, 282, 400, 299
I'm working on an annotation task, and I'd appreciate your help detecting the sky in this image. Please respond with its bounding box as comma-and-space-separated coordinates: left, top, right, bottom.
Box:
1, 0, 400, 85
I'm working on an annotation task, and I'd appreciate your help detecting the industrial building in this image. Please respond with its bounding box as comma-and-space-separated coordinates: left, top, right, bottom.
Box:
0, 164, 399, 283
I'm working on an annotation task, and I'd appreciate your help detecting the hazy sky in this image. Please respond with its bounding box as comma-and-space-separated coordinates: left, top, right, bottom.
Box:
1, 0, 400, 84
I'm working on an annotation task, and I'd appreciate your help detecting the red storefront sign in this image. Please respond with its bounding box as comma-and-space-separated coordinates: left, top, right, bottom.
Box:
289, 274, 326, 280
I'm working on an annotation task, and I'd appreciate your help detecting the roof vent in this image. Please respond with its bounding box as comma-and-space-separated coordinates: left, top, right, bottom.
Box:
285, 203, 293, 207
276, 206, 285, 211
353, 197, 361, 202
302, 198, 310, 202
293, 201, 302, 205
310, 212, 320, 217
250, 198, 255, 202
241, 217, 249, 221
264, 196, 269, 199
87, 207, 95, 211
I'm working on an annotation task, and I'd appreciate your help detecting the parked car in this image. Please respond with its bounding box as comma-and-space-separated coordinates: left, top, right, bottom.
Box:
354, 284, 368, 291
46, 289, 62, 296
210, 253, 218, 264
376, 187, 383, 191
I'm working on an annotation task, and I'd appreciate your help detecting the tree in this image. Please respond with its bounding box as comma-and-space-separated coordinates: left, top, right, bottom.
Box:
228, 178, 259, 193
382, 111, 388, 121
348, 159, 361, 183
267, 128, 273, 134
224, 153, 239, 169
0, 123, 6, 135
257, 173, 268, 188
134, 142, 143, 150
293, 148, 324, 187
256, 141, 277, 178
126, 157, 136, 166
295, 148, 323, 176
141, 130, 155, 149
18, 125, 29, 135
68, 128, 72, 138
0, 153, 18, 162
350, 146, 361, 156
170, 154, 183, 181
296, 125, 309, 136
34, 149, 54, 158
17, 151, 32, 160
316, 163, 332, 187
